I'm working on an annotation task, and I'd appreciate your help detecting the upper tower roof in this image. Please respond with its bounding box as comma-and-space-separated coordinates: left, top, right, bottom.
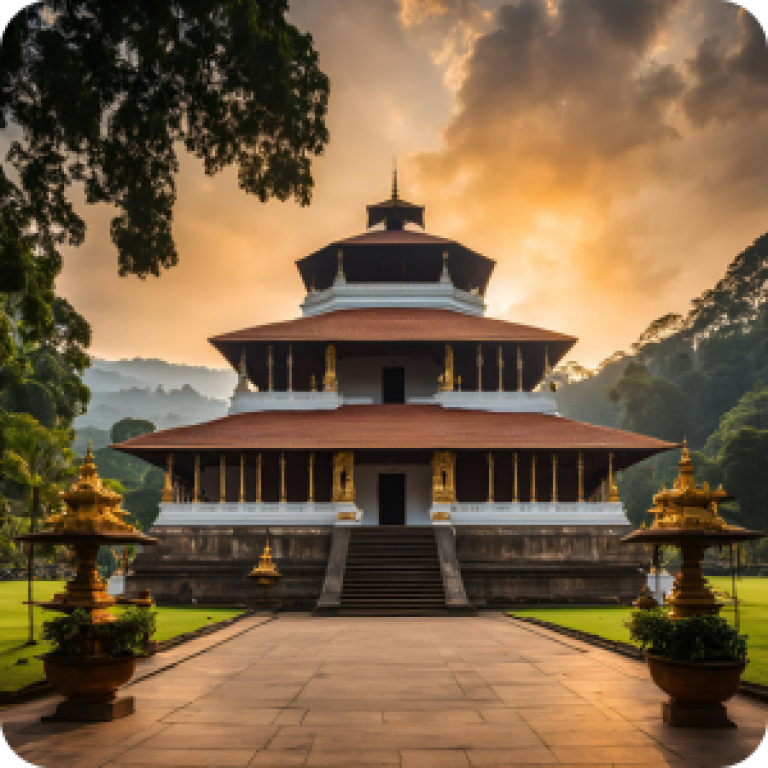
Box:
366, 163, 425, 230
296, 170, 495, 295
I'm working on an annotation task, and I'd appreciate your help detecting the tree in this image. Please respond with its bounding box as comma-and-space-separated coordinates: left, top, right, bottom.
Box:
1, 0, 330, 279
110, 418, 155, 445
0, 412, 76, 643
720, 427, 768, 530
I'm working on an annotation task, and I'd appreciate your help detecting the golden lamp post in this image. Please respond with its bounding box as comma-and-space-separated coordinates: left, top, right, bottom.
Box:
15, 444, 158, 721
248, 533, 281, 611
621, 440, 764, 727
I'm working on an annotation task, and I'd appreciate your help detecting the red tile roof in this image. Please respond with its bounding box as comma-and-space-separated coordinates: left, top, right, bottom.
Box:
114, 405, 674, 454
209, 308, 576, 345
338, 230, 451, 246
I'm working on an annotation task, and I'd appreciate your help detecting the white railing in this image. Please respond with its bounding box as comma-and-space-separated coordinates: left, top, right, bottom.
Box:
409, 390, 558, 414
229, 391, 376, 414
300, 281, 485, 317
154, 502, 343, 526
446, 502, 629, 526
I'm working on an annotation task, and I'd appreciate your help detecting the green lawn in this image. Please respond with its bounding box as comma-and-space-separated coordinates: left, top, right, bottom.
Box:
510, 576, 768, 686
0, 580, 244, 693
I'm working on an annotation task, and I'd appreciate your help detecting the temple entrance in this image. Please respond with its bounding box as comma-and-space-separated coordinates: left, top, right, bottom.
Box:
382, 367, 405, 404
378, 473, 406, 525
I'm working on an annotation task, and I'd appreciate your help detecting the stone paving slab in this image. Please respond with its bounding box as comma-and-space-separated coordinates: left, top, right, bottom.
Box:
1, 613, 766, 767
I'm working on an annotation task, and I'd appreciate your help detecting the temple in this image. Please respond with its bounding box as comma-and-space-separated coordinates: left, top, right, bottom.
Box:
115, 172, 675, 612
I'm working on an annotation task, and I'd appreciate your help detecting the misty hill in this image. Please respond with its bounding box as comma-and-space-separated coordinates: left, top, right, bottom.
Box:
86, 357, 236, 400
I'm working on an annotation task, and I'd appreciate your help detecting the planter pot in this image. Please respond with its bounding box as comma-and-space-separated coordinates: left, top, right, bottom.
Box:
42, 654, 137, 722
646, 654, 746, 727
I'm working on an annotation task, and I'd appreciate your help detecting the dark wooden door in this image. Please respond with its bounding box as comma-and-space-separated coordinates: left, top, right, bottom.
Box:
379, 473, 406, 525
382, 367, 405, 404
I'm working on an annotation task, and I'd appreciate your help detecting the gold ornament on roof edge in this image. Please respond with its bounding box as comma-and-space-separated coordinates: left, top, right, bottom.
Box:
648, 439, 732, 532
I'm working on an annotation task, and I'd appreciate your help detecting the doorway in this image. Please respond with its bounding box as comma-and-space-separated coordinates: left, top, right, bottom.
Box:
382, 367, 406, 404
379, 473, 406, 525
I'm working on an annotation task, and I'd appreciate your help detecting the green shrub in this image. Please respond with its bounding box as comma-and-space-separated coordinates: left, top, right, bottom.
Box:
42, 607, 157, 657
627, 608, 747, 661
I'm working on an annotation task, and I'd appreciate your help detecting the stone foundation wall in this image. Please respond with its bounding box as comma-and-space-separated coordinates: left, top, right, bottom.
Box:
454, 525, 646, 605
126, 526, 333, 609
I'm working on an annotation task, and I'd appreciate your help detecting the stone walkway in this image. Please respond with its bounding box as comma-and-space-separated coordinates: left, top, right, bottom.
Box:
2, 614, 766, 767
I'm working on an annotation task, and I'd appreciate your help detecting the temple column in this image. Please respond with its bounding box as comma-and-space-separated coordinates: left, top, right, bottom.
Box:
551, 453, 558, 503
333, 450, 360, 523
267, 345, 274, 391
255, 453, 262, 502
476, 344, 483, 391
486, 452, 494, 503
287, 345, 293, 392
309, 452, 315, 503
194, 454, 200, 501
517, 346, 523, 392
162, 453, 174, 502
280, 453, 287, 503
324, 344, 338, 392
497, 345, 504, 392
531, 453, 537, 502
578, 451, 584, 502
219, 453, 226, 502
430, 450, 456, 524
608, 452, 620, 502
513, 452, 519, 501
440, 344, 454, 391
544, 345, 550, 375
239, 453, 245, 503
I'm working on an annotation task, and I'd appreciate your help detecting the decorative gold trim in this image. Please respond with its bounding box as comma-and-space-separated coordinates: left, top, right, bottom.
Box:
486, 452, 495, 503
256, 453, 262, 502
280, 452, 287, 503
239, 453, 245, 503
551, 453, 558, 503
531, 453, 537, 502
162, 452, 175, 502
431, 450, 456, 503
332, 451, 355, 503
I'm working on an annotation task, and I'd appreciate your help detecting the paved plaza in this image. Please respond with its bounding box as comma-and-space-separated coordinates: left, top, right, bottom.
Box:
2, 614, 766, 767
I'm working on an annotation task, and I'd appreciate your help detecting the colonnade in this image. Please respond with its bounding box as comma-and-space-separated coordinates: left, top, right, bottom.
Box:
161, 450, 620, 506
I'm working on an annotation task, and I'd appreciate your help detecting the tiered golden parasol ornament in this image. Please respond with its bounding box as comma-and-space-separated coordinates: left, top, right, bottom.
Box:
17, 443, 158, 623
248, 534, 281, 609
622, 440, 763, 619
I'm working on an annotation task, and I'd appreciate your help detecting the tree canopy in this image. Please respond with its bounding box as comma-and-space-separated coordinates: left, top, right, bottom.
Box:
0, 0, 330, 278
110, 417, 155, 445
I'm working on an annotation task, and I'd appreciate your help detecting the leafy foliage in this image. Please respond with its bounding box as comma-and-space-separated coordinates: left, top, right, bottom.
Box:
110, 417, 155, 445
1, 0, 330, 279
42, 607, 157, 657
627, 609, 747, 662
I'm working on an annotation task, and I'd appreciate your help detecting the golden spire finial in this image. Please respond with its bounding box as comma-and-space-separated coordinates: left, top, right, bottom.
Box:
392, 158, 398, 200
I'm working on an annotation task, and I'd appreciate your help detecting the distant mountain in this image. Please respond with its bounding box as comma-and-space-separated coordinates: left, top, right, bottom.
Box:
88, 357, 236, 400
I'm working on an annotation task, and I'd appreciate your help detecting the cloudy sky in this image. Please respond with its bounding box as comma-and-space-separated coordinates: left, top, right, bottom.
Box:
54, 0, 768, 369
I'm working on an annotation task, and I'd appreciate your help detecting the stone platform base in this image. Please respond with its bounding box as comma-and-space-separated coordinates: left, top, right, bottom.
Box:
129, 523, 646, 609
663, 700, 736, 728
42, 696, 135, 722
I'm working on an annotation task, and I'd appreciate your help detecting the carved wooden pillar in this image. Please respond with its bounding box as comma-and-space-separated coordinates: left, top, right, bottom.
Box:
162, 453, 174, 502
280, 452, 287, 503
194, 454, 200, 501
531, 453, 537, 502
309, 452, 315, 503
255, 453, 262, 502
476, 344, 483, 392
608, 452, 620, 502
513, 452, 519, 502
497, 345, 504, 392
324, 344, 338, 392
486, 452, 494, 503
219, 453, 226, 502
267, 344, 274, 392
440, 344, 454, 391
551, 453, 558, 503
578, 451, 584, 502
517, 346, 523, 392
239, 453, 245, 502
287, 345, 293, 392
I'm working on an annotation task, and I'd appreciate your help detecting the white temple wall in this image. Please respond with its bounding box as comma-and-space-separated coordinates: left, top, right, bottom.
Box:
355, 464, 432, 526
337, 356, 441, 403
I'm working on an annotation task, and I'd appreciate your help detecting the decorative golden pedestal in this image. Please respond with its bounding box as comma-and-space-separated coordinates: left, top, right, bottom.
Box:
248, 537, 281, 612
16, 445, 158, 721
622, 441, 764, 727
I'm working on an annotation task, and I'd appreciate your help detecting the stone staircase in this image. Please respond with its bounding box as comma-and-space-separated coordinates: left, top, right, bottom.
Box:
337, 527, 449, 615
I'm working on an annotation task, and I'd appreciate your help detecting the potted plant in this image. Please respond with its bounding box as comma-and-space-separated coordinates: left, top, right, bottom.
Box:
41, 607, 157, 719
627, 608, 747, 727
